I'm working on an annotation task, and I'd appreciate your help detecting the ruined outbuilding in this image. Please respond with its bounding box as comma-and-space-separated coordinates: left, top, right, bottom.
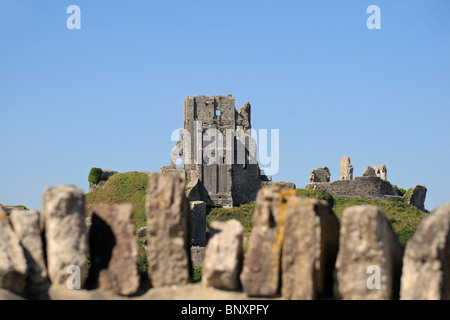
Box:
307, 156, 427, 211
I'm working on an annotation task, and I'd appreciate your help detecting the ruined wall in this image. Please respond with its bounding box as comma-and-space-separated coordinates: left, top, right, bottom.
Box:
309, 167, 330, 183
163, 95, 294, 208
307, 158, 425, 208
407, 185, 427, 211
231, 164, 261, 206
307, 176, 398, 200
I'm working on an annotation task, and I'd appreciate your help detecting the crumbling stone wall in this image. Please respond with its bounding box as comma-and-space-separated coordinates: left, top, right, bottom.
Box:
373, 165, 387, 181
407, 185, 427, 211
309, 166, 330, 183
307, 158, 425, 208
307, 176, 397, 200
161, 95, 294, 208
340, 156, 353, 180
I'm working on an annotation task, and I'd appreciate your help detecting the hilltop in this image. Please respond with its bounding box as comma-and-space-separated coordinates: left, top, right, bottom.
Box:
85, 171, 148, 229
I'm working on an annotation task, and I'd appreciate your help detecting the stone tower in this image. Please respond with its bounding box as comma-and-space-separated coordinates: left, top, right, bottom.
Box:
340, 156, 353, 180
161, 95, 267, 207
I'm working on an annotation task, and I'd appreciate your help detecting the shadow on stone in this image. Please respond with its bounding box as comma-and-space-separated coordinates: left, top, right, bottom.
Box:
87, 213, 116, 289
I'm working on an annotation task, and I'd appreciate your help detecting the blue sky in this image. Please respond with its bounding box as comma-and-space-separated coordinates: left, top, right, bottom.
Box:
0, 0, 449, 211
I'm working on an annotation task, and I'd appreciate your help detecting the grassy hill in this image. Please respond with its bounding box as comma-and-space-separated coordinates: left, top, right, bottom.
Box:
332, 197, 426, 246
208, 190, 427, 247
85, 171, 148, 229
85, 172, 427, 247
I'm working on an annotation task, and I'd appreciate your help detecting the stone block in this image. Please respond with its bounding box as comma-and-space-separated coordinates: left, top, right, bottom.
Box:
190, 201, 206, 247
281, 197, 339, 300
0, 209, 27, 294
202, 219, 244, 290
146, 173, 192, 287
89, 203, 140, 296
335, 205, 403, 300
42, 185, 88, 287
400, 203, 450, 300
240, 188, 296, 297
10, 209, 48, 298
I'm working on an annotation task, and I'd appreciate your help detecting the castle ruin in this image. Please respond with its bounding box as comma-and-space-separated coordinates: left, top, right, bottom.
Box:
161, 95, 293, 207
307, 156, 427, 211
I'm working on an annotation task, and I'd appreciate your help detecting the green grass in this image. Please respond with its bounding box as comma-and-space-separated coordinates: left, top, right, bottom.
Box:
404, 188, 413, 201
332, 197, 426, 246
207, 202, 255, 237
206, 190, 427, 248
85, 171, 148, 230
193, 267, 202, 282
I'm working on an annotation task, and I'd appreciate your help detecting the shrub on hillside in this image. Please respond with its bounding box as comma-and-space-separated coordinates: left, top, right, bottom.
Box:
89, 167, 103, 184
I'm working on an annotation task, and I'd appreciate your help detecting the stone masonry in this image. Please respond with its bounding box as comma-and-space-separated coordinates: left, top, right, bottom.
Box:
407, 185, 427, 212
307, 157, 426, 209
309, 166, 330, 183
340, 156, 353, 180
161, 95, 294, 207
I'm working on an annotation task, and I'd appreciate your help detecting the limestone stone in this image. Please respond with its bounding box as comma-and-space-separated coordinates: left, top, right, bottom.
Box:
240, 188, 296, 297
146, 173, 192, 287
191, 246, 205, 269
190, 201, 207, 247
373, 165, 387, 181
0, 209, 27, 294
362, 166, 377, 177
392, 185, 400, 196
202, 220, 244, 291
10, 209, 48, 297
407, 185, 427, 211
309, 166, 331, 183
89, 203, 140, 296
335, 205, 403, 300
42, 185, 88, 287
340, 156, 353, 180
400, 203, 450, 300
281, 197, 340, 300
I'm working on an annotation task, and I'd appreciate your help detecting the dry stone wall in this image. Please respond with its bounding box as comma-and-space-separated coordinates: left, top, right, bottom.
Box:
1, 177, 449, 300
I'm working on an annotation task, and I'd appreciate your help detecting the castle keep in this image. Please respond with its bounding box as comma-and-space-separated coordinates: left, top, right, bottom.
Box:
161, 95, 291, 207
